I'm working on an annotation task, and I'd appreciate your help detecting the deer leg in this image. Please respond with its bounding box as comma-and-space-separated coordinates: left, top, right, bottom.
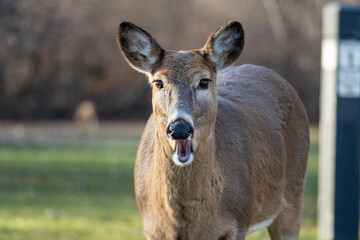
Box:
266, 163, 305, 240
267, 95, 309, 240
267, 146, 305, 239
267, 215, 299, 240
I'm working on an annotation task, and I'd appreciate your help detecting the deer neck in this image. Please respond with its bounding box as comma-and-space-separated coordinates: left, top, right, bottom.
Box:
147, 122, 223, 234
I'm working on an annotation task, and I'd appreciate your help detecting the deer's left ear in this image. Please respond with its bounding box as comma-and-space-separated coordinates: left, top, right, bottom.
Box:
118, 22, 164, 75
202, 21, 244, 70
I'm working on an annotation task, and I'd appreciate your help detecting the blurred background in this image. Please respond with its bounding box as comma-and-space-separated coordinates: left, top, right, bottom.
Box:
0, 0, 358, 239
2, 0, 345, 123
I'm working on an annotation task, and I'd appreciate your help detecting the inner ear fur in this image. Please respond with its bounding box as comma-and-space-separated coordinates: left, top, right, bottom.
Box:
202, 21, 244, 70
118, 22, 164, 74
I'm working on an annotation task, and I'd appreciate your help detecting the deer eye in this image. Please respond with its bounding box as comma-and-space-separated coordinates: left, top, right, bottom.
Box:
198, 78, 211, 90
153, 80, 163, 89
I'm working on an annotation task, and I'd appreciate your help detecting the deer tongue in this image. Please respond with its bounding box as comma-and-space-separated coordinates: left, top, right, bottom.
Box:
177, 140, 191, 163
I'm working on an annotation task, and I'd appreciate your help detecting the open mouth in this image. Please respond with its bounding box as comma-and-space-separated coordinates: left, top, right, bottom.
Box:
176, 139, 193, 163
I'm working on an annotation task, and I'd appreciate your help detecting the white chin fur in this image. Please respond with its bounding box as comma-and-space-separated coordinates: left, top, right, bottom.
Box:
172, 152, 194, 167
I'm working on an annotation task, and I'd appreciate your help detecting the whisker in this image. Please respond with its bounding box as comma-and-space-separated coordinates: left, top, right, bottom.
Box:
161, 117, 168, 124
192, 159, 200, 166
184, 163, 192, 180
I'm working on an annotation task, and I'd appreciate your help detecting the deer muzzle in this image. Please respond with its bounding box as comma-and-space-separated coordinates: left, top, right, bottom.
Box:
167, 119, 194, 164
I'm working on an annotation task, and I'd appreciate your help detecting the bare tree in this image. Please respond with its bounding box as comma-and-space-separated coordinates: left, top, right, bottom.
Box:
2, 0, 358, 122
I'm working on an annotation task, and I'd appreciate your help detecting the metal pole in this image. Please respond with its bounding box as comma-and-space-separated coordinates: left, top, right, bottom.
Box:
318, 3, 360, 240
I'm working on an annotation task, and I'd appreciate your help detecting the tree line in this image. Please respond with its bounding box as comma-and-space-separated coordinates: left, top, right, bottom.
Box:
1, 0, 359, 123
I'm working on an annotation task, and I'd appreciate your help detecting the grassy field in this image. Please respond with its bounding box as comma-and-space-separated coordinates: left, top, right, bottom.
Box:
0, 122, 318, 240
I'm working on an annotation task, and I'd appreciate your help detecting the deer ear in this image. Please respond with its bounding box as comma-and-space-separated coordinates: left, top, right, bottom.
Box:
202, 21, 244, 70
118, 22, 164, 75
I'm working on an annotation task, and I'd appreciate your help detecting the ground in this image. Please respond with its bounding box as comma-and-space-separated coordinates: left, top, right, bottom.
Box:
0, 122, 318, 240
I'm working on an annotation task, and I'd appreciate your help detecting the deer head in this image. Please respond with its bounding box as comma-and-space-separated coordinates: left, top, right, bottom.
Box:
118, 21, 244, 166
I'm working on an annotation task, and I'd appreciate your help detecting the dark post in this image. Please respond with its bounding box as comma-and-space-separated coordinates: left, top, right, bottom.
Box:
319, 3, 360, 240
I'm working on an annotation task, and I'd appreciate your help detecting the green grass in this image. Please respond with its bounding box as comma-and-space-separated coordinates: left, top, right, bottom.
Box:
0, 125, 318, 240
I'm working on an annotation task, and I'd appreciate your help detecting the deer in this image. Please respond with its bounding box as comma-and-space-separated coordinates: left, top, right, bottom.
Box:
117, 20, 309, 240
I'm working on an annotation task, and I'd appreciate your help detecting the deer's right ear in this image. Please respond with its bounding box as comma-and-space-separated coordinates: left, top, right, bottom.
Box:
118, 22, 164, 75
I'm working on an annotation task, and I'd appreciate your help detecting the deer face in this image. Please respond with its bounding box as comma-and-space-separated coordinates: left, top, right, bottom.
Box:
150, 51, 218, 166
118, 21, 244, 166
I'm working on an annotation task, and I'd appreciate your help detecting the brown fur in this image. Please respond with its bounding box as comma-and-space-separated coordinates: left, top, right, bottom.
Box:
118, 21, 309, 240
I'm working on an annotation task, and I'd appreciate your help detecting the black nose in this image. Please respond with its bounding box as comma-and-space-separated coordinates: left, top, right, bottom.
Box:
167, 120, 193, 140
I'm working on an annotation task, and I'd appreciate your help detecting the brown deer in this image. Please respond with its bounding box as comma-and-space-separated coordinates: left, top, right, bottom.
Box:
117, 21, 309, 240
